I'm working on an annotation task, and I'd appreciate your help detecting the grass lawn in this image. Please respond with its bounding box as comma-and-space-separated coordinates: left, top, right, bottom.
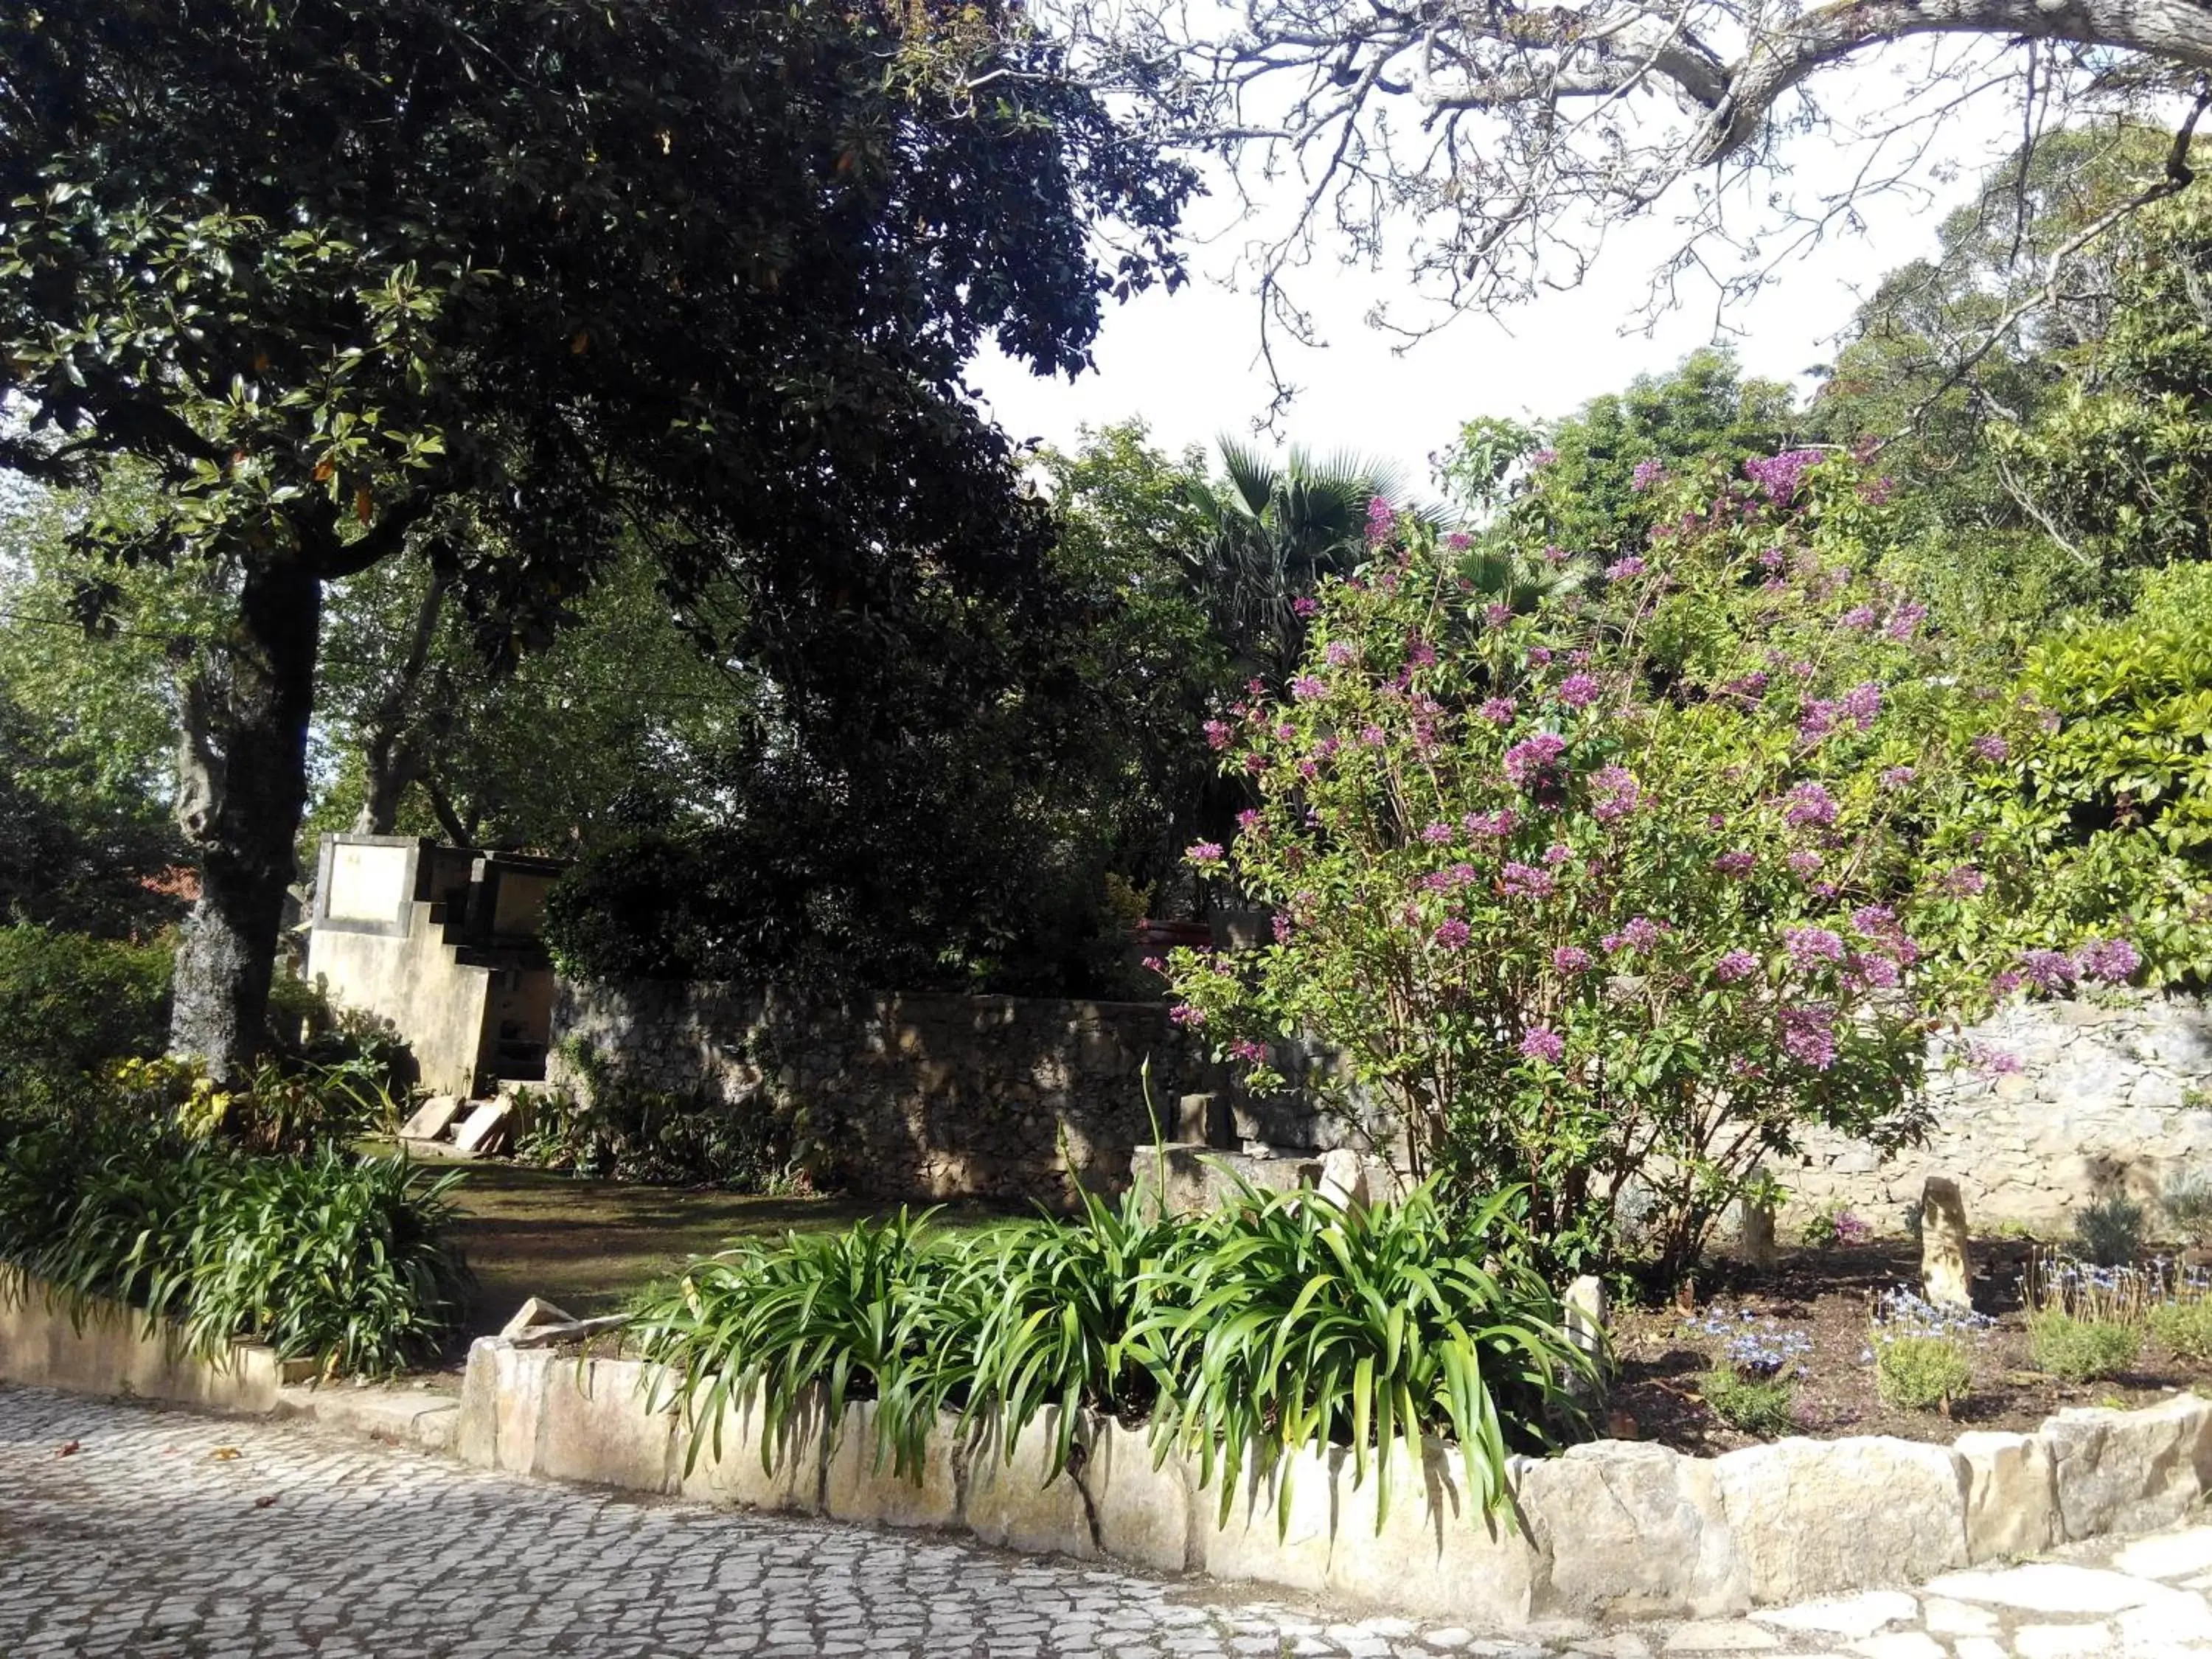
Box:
383, 1147, 1023, 1346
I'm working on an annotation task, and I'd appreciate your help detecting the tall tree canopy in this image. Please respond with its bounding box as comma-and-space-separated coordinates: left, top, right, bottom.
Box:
0, 0, 1192, 1074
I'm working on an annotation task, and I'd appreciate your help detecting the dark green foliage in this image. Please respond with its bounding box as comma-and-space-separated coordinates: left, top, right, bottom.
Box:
634, 1183, 1590, 1526
2073, 1194, 2149, 1267
0, 925, 171, 1110
512, 1065, 793, 1193
0, 1121, 470, 1377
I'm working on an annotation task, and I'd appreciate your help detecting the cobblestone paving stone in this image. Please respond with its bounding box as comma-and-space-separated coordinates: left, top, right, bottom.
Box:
3, 1385, 2208, 1659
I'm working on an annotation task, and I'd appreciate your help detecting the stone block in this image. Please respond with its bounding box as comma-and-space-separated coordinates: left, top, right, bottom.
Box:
822, 1401, 959, 1529
397, 1093, 463, 1141
1920, 1178, 1973, 1310
1954, 1430, 2057, 1562
2039, 1394, 2212, 1540
530, 1356, 678, 1494
451, 1099, 512, 1155
1073, 1416, 1192, 1574
960, 1406, 1098, 1559
496, 1295, 577, 1340
676, 1380, 829, 1512
455, 1338, 552, 1473
1711, 1437, 1968, 1605
1520, 1439, 1740, 1619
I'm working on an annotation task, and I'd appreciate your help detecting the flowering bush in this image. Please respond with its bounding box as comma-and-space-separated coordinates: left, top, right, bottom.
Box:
1165, 455, 2044, 1274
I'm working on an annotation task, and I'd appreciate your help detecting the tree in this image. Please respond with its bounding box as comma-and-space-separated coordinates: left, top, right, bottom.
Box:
1074, 0, 2212, 387
1, 0, 1192, 1075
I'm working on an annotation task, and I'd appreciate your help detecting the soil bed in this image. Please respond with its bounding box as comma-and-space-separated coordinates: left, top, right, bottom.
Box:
1609, 1237, 2212, 1453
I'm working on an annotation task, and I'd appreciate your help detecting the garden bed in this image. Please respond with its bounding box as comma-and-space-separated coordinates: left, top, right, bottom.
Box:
1610, 1238, 2212, 1452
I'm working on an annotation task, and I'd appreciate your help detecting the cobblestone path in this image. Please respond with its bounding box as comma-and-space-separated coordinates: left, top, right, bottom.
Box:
3, 1384, 2208, 1658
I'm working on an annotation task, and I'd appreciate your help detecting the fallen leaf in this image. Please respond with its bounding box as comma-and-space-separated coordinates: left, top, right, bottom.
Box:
55, 1440, 80, 1458
211, 1447, 241, 1461
252, 1495, 277, 1509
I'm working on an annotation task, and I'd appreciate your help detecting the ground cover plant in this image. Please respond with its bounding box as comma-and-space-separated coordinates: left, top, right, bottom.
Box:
0, 1116, 470, 1376
633, 1182, 1591, 1526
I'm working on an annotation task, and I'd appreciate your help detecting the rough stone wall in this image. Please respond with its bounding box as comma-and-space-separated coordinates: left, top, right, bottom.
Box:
1784, 992, 2212, 1231
547, 981, 1214, 1205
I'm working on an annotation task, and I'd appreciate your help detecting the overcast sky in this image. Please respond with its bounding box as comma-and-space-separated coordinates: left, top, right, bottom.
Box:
968, 56, 2031, 484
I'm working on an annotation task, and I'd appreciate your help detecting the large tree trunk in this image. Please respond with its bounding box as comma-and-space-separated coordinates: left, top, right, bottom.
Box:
170, 556, 324, 1080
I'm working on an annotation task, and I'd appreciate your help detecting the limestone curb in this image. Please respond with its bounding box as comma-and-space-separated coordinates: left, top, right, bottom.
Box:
447, 1335, 2212, 1627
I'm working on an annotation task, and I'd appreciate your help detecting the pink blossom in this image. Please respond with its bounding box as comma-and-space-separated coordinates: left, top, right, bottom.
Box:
2076, 938, 2141, 983
1406, 636, 1438, 667
1243, 753, 1267, 774
1421, 820, 1455, 845
1543, 842, 1573, 866
1203, 719, 1231, 751
1274, 722, 1295, 740
1531, 449, 1559, 469
1781, 782, 1839, 827
2019, 949, 2074, 991
1186, 841, 1225, 866
1500, 862, 1556, 900
1885, 602, 1926, 641
1359, 725, 1387, 747
1848, 953, 1900, 989
1479, 697, 1518, 724
1365, 496, 1397, 543
1714, 850, 1756, 877
1231, 1038, 1267, 1064
1840, 605, 1877, 630
1554, 946, 1593, 973
1606, 556, 1648, 581
1591, 765, 1641, 822
1433, 919, 1472, 949
1464, 808, 1518, 838
1787, 849, 1823, 877
1879, 765, 1916, 788
1800, 700, 1839, 742
1484, 602, 1514, 627
1445, 531, 1473, 551
1556, 672, 1601, 709
1271, 914, 1294, 945
1140, 956, 1165, 975
1841, 682, 1882, 728
1610, 915, 1666, 953
1292, 596, 1320, 618
1715, 949, 1761, 983
1937, 865, 1986, 898
1236, 809, 1262, 832
1520, 1026, 1566, 1062
1966, 1041, 2022, 1076
1528, 647, 1554, 667
1542, 543, 1569, 564
1503, 732, 1569, 793
1778, 1003, 1837, 1069
1722, 672, 1770, 700
1783, 926, 1846, 969
1630, 459, 1667, 492
1169, 1003, 1205, 1028
1324, 640, 1357, 667
1971, 733, 2010, 763
1743, 448, 1823, 501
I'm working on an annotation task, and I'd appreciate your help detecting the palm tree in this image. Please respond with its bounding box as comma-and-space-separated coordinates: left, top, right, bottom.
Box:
1178, 439, 1441, 681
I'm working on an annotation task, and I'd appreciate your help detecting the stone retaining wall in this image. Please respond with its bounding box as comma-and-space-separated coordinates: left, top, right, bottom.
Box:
0, 1269, 293, 1413
546, 981, 1217, 1203
456, 1336, 2212, 1626
1785, 992, 2212, 1231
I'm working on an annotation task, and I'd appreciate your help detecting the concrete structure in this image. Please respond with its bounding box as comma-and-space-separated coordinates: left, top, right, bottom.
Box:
305, 834, 562, 1099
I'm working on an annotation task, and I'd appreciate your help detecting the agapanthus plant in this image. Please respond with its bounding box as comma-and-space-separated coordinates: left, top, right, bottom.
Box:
1166, 453, 2031, 1276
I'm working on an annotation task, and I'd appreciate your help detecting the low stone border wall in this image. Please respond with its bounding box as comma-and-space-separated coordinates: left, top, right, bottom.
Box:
455, 1337, 2212, 1626
0, 1268, 296, 1414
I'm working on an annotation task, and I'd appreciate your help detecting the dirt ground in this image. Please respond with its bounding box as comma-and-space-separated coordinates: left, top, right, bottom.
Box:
1609, 1237, 2212, 1452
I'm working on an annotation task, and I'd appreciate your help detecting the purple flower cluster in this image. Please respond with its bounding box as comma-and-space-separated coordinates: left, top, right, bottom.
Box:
1463, 807, 1518, 838
1554, 945, 1593, 974
1231, 1038, 1268, 1065
1886, 602, 1926, 641
1478, 696, 1517, 724
1556, 672, 1601, 709
1604, 915, 1666, 954
1292, 595, 1320, 619
1630, 458, 1667, 492
1203, 719, 1231, 751
1879, 765, 1916, 788
1971, 733, 2011, 763
1840, 605, 1878, 630
1965, 1041, 2022, 1077
1781, 782, 1838, 828
1743, 448, 1823, 501
1783, 925, 1846, 969
1186, 841, 1225, 866
1433, 919, 1472, 950
1420, 819, 1455, 845
1503, 732, 1569, 796
1418, 863, 1480, 893
1520, 1026, 1566, 1063
1500, 861, 1556, 900
2076, 938, 2142, 983
1290, 675, 1328, 701
1364, 496, 1397, 543
1779, 1003, 1837, 1070
1484, 602, 1514, 627
1324, 639, 1357, 667
2020, 948, 2075, 992
1841, 682, 1882, 726
1787, 849, 1823, 877
1605, 556, 1648, 581
1592, 764, 1641, 822
1715, 949, 1761, 983
1937, 864, 1987, 898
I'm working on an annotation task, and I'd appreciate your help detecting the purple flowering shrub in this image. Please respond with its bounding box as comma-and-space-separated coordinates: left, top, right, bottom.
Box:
1164, 459, 2023, 1275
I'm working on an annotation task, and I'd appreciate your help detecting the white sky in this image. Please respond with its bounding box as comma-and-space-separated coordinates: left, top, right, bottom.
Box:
968, 57, 2033, 483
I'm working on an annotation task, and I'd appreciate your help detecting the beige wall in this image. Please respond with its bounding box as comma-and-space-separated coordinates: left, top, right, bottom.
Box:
306, 925, 493, 1098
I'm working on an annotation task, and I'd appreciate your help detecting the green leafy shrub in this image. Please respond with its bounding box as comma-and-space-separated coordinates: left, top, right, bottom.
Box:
2071, 1195, 2146, 1267
513, 1048, 793, 1192
2149, 1300, 2212, 1364
2029, 1312, 2144, 1383
1874, 1335, 1975, 1412
2162, 1168, 2212, 1249
635, 1183, 1588, 1525
0, 1120, 470, 1376
1700, 1364, 1798, 1436
1167, 456, 2021, 1275
0, 924, 170, 1111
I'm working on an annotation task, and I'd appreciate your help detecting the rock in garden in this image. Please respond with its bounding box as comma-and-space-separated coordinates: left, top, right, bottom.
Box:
1921, 1176, 1974, 1309
1315, 1147, 1369, 1211
1739, 1174, 1777, 1270
1563, 1274, 1607, 1400
498, 1297, 577, 1340
451, 1099, 513, 1155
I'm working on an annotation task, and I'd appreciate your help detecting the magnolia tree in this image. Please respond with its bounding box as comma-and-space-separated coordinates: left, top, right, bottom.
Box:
1165, 455, 2136, 1275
